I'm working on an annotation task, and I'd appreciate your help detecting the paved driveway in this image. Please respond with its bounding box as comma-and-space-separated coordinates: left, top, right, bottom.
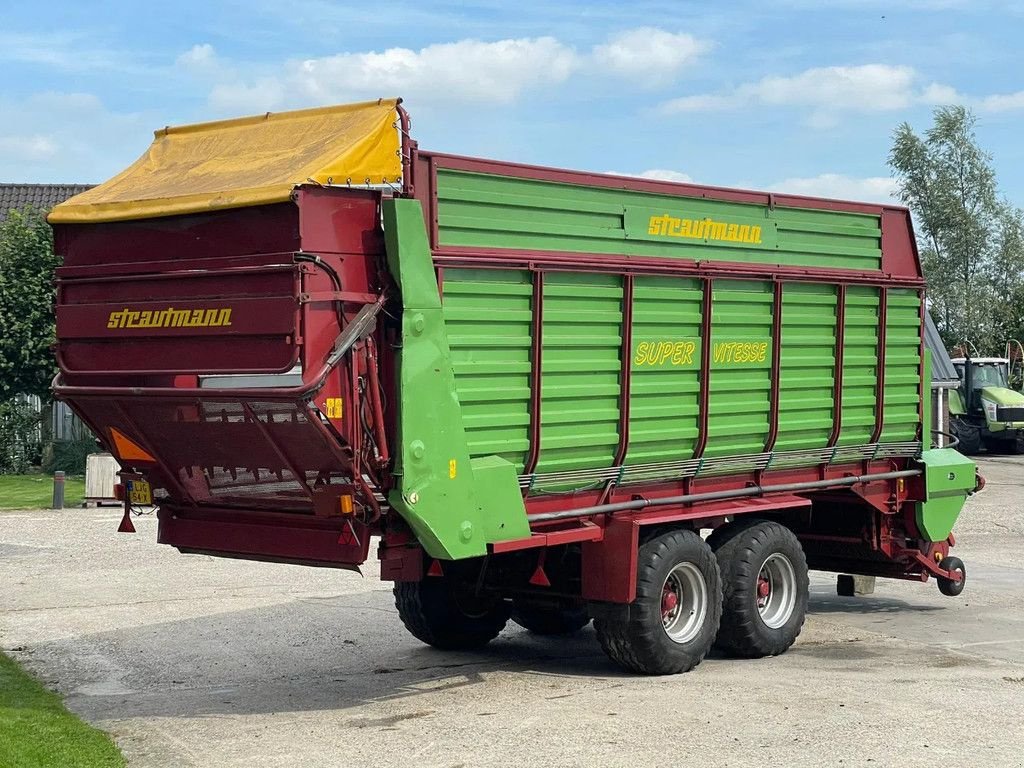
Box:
2, 456, 1023, 767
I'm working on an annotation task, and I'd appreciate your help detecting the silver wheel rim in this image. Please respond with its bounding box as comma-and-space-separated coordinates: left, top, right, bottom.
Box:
757, 553, 797, 629
661, 562, 708, 644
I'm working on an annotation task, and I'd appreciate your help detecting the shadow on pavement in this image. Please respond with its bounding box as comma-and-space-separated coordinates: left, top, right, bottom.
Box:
20, 579, 952, 724
808, 592, 944, 615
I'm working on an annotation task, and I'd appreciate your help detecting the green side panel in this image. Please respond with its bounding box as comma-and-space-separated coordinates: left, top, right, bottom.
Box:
948, 388, 966, 415
626, 276, 702, 464
838, 286, 880, 445
536, 273, 623, 474
442, 268, 533, 472
382, 198, 531, 559
775, 283, 839, 451
436, 169, 883, 271
703, 280, 774, 458
923, 349, 933, 448
880, 289, 923, 442
915, 448, 976, 541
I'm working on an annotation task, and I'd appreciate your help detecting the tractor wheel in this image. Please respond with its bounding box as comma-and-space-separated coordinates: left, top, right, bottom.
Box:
394, 577, 509, 650
711, 520, 809, 658
594, 529, 721, 675
511, 598, 590, 635
951, 417, 981, 455
937, 556, 966, 597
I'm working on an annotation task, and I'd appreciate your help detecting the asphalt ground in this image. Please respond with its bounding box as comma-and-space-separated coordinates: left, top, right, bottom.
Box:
2, 455, 1023, 767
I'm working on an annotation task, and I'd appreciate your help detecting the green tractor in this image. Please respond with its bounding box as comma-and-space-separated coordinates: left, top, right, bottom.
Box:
949, 349, 1024, 454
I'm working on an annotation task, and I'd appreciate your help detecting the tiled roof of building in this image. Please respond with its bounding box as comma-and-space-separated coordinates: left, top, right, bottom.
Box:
0, 183, 94, 224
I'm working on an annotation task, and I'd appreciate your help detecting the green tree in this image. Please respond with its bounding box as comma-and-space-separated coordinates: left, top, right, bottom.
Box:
0, 209, 60, 400
888, 105, 1024, 354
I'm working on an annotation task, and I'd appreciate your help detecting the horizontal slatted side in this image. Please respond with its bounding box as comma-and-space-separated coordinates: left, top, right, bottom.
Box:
442, 268, 532, 471
703, 279, 773, 458
880, 289, 923, 442
536, 273, 623, 474
838, 286, 880, 445
775, 283, 838, 451
626, 276, 702, 464
435, 169, 882, 271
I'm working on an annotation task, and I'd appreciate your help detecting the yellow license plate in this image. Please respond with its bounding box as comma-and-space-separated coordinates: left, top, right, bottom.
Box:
127, 479, 152, 505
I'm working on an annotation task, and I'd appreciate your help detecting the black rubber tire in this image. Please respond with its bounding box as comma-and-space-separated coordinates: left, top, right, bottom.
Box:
711, 520, 809, 658
951, 418, 981, 455
394, 578, 509, 650
937, 556, 966, 597
511, 599, 590, 635
594, 529, 721, 675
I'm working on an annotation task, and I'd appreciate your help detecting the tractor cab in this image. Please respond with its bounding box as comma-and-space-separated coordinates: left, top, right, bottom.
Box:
949, 356, 1024, 454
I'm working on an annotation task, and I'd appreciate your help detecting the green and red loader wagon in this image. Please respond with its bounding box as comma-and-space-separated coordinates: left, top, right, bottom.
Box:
49, 99, 979, 674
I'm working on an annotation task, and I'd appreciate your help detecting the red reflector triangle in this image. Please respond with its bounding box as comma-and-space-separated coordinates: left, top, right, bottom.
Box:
110, 428, 156, 463
337, 521, 359, 547
529, 564, 551, 587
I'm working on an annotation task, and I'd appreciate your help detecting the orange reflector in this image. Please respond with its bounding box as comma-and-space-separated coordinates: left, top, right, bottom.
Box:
109, 428, 156, 463
339, 494, 355, 515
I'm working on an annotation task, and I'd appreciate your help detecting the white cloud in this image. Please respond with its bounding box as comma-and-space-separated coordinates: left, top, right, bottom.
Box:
0, 31, 123, 70
604, 169, 694, 183
979, 90, 1024, 112
198, 28, 712, 114
592, 29, 710, 84
0, 92, 149, 183
208, 37, 579, 112
920, 83, 963, 104
663, 64, 930, 117
0, 135, 59, 162
752, 64, 918, 110
638, 169, 694, 183
768, 173, 898, 203
176, 43, 219, 74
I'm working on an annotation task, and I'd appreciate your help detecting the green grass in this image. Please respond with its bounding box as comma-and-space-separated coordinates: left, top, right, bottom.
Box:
0, 475, 85, 510
0, 652, 125, 768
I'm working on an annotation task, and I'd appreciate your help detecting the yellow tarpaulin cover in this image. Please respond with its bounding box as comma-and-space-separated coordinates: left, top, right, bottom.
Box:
49, 99, 403, 224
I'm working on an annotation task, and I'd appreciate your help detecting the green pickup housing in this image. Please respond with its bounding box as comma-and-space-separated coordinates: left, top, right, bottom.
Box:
915, 449, 977, 541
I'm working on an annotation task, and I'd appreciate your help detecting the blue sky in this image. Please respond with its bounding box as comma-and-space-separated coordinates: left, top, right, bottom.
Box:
3, 0, 1023, 205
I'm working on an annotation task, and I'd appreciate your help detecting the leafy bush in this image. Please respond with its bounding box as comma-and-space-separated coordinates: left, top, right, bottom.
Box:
47, 436, 98, 475
0, 399, 42, 474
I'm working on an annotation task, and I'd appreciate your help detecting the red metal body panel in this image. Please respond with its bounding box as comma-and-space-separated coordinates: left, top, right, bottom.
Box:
53, 189, 390, 567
